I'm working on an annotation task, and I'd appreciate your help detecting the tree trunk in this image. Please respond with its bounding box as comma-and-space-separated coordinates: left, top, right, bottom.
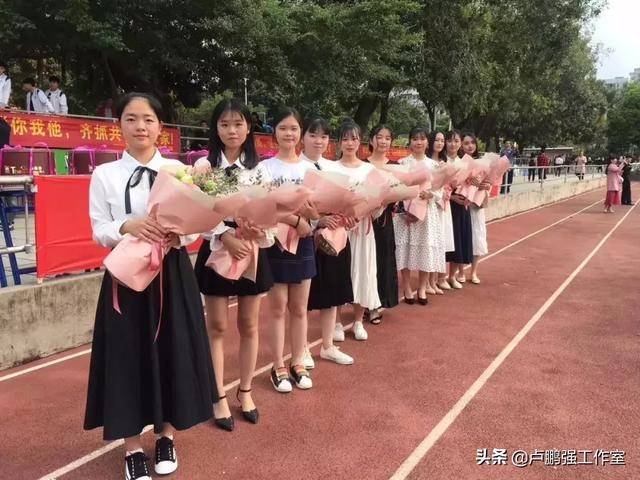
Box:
101, 52, 119, 101
353, 94, 380, 131
379, 90, 390, 124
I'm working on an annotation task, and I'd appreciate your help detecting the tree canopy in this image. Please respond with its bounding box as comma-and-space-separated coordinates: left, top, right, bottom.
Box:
0, 0, 626, 151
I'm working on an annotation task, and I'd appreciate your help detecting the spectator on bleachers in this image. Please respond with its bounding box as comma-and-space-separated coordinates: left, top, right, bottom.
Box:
97, 98, 114, 118
45, 75, 68, 114
0, 61, 11, 108
22, 78, 54, 113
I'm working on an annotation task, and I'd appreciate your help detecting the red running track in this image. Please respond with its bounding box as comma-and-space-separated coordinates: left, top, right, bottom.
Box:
0, 186, 638, 480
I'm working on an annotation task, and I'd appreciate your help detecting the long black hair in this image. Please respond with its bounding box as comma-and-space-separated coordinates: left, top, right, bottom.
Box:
207, 98, 259, 169
368, 124, 394, 152
336, 120, 362, 160
427, 130, 446, 161
444, 129, 462, 159
461, 131, 479, 158
115, 92, 164, 121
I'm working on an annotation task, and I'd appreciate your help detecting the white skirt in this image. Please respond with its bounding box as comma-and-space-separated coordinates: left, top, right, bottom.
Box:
470, 205, 488, 256
394, 201, 446, 273
443, 205, 455, 252
348, 220, 382, 310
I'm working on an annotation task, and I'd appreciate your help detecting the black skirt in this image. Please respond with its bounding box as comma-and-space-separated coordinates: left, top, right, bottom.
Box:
446, 201, 474, 264
373, 205, 399, 309
194, 240, 274, 297
267, 236, 316, 284
308, 240, 353, 310
84, 248, 217, 441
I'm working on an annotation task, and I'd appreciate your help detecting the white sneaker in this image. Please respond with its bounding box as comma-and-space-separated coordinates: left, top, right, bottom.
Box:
320, 345, 354, 365
290, 364, 313, 389
271, 367, 293, 393
333, 323, 345, 342
449, 278, 463, 289
353, 321, 368, 341
154, 437, 178, 475
303, 347, 315, 370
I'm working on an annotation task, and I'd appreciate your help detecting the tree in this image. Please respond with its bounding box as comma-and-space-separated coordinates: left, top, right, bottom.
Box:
607, 83, 640, 155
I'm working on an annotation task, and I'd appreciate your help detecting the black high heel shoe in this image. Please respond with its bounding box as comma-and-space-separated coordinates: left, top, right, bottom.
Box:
237, 388, 259, 424
214, 395, 235, 432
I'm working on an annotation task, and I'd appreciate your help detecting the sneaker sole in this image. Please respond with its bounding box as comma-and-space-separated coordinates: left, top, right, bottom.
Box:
321, 355, 354, 365
155, 458, 178, 475
294, 379, 313, 390
270, 376, 292, 393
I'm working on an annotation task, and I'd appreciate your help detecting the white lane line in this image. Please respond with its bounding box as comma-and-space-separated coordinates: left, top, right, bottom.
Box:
0, 299, 241, 382
1, 196, 602, 382
389, 201, 638, 480
486, 187, 598, 225
36, 323, 354, 480
0, 349, 93, 383
32, 195, 609, 478
479, 198, 602, 264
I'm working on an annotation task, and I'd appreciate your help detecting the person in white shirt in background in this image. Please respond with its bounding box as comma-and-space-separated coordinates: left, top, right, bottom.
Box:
554, 154, 565, 177
46, 75, 68, 114
22, 77, 54, 113
0, 61, 11, 108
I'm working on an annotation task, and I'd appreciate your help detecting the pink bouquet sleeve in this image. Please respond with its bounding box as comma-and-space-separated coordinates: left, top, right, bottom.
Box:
103, 235, 166, 292
303, 169, 355, 214
382, 163, 431, 186
104, 169, 245, 292
315, 225, 348, 256
206, 235, 259, 282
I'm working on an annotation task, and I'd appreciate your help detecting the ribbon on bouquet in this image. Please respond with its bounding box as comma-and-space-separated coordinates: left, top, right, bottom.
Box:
108, 239, 166, 342
276, 222, 300, 255
206, 234, 259, 282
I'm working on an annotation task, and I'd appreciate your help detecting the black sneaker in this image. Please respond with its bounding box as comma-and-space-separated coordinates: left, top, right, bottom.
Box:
154, 436, 178, 475
125, 451, 151, 480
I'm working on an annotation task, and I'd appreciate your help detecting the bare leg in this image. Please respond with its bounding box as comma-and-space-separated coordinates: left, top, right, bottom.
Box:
400, 268, 414, 299
204, 295, 230, 418
267, 284, 288, 368
287, 280, 311, 366
124, 435, 143, 454
237, 295, 261, 412
320, 307, 337, 350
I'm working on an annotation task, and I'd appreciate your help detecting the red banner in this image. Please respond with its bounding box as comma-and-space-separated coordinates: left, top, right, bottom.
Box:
1, 112, 180, 152
35, 175, 110, 278
34, 176, 201, 279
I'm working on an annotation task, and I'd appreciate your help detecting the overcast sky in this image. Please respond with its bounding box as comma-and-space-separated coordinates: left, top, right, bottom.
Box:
590, 0, 640, 79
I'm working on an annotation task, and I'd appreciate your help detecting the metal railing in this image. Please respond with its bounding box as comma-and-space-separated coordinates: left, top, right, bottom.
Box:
0, 175, 35, 287
498, 164, 609, 195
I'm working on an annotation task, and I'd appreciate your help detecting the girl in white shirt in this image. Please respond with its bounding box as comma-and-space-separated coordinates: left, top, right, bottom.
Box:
260, 107, 318, 393
394, 127, 446, 304
84, 93, 217, 480
304, 117, 357, 366
461, 132, 491, 284
193, 98, 273, 431
332, 121, 381, 342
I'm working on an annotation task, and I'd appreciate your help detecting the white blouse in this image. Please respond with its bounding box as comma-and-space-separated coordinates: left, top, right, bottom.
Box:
203, 152, 275, 249
89, 149, 188, 248
256, 156, 314, 184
